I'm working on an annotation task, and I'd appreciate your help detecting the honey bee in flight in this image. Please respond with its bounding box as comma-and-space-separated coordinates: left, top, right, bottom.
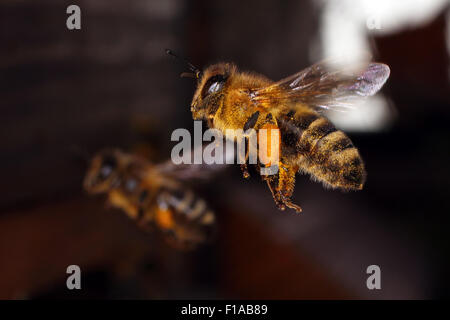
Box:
167, 50, 390, 212
84, 149, 216, 249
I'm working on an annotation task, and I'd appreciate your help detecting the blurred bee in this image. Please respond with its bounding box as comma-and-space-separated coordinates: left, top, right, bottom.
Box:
84, 149, 216, 249
167, 50, 390, 212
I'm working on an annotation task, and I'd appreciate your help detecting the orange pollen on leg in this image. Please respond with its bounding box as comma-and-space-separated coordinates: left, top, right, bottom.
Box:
258, 124, 280, 168
155, 207, 175, 230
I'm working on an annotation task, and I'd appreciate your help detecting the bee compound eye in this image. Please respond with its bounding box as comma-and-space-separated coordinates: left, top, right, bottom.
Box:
100, 165, 112, 178
99, 155, 117, 179
207, 81, 223, 94
202, 74, 226, 98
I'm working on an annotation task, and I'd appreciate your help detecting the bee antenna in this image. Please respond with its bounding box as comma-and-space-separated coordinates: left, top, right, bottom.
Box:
180, 72, 196, 79
165, 49, 202, 79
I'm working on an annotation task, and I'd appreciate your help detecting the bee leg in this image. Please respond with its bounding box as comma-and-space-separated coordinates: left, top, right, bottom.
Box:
239, 142, 250, 179
238, 129, 253, 179
257, 113, 290, 210
264, 175, 286, 211
280, 195, 302, 213
277, 163, 302, 213
240, 164, 250, 179
241, 111, 275, 179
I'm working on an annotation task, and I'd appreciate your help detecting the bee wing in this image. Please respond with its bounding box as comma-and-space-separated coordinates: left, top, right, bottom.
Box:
153, 161, 228, 181
153, 145, 233, 181
252, 60, 390, 113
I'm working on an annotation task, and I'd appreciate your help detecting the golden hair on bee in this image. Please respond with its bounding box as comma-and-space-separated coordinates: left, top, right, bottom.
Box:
172, 51, 390, 212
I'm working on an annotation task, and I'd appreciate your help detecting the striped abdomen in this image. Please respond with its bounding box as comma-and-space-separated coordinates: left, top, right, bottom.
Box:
278, 106, 366, 190
151, 187, 215, 247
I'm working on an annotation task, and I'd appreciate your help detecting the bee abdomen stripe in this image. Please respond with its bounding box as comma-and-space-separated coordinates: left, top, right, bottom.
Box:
201, 211, 215, 225
165, 190, 211, 222
310, 119, 337, 142
168, 190, 194, 213
297, 117, 331, 153
329, 147, 361, 164
311, 131, 351, 160
278, 111, 319, 154
294, 113, 319, 130
188, 199, 207, 220
309, 121, 338, 153
331, 136, 354, 153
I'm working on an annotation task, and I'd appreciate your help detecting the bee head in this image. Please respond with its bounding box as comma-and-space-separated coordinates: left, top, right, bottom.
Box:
191, 63, 236, 120
83, 149, 121, 194
165, 50, 236, 120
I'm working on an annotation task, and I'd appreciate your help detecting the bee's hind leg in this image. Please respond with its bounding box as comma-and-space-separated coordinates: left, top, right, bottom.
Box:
263, 174, 286, 211
277, 162, 302, 213
280, 195, 302, 213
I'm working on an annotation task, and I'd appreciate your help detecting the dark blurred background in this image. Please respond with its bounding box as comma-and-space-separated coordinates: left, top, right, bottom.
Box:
0, 0, 449, 299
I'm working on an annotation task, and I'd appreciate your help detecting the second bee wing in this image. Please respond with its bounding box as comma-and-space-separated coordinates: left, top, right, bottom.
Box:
153, 145, 234, 182
154, 161, 227, 181
252, 60, 390, 113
